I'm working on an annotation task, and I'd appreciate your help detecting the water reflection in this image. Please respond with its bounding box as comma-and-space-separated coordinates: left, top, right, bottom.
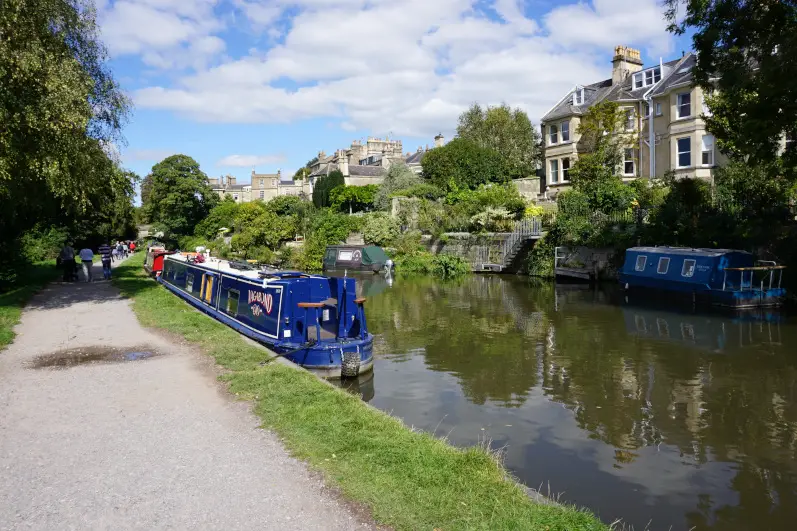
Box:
339, 274, 797, 530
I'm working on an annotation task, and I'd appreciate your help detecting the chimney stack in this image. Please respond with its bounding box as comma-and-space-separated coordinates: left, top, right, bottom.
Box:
434, 133, 444, 148
611, 45, 643, 85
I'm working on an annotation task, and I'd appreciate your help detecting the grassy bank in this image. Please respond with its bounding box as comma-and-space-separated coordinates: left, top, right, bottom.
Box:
113, 253, 609, 531
0, 261, 60, 349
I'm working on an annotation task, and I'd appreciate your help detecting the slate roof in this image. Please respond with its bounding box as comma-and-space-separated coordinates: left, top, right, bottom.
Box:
649, 54, 696, 97
542, 54, 695, 122
405, 151, 426, 165
309, 163, 331, 178
349, 165, 385, 177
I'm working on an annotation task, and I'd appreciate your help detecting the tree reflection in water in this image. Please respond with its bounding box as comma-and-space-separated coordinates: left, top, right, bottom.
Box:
348, 274, 797, 530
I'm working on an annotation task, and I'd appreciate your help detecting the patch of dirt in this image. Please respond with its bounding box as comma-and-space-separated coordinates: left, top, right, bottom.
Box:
30, 345, 162, 369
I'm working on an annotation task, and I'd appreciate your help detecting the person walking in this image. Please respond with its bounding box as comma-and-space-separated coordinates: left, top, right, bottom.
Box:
59, 243, 77, 282
78, 247, 94, 282
123, 241, 129, 258
98, 241, 112, 280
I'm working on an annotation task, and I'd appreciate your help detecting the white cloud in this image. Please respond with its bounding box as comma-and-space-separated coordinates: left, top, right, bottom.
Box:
126, 0, 675, 135
217, 154, 288, 167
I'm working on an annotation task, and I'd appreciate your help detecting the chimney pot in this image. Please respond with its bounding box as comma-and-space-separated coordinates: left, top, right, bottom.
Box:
612, 45, 644, 85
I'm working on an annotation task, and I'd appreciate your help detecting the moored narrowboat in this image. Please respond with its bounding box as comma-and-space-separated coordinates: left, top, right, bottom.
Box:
144, 248, 175, 277
322, 245, 392, 273
619, 246, 786, 309
158, 254, 373, 378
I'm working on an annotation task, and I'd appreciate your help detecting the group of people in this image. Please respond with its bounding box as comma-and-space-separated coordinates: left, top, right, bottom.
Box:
58, 240, 137, 282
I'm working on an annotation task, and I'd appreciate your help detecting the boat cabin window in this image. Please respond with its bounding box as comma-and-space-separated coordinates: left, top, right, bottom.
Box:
681, 259, 696, 278
635, 255, 647, 271
338, 250, 354, 261
186, 273, 194, 292
226, 289, 240, 316
657, 257, 670, 274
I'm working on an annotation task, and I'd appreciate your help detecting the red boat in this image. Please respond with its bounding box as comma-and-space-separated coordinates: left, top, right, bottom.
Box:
144, 248, 174, 277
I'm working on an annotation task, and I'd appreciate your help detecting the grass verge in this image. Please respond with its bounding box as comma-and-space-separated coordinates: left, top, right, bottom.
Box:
0, 261, 60, 349
113, 253, 610, 531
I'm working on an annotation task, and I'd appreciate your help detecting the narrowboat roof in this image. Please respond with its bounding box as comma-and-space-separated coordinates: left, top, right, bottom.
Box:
628, 246, 752, 258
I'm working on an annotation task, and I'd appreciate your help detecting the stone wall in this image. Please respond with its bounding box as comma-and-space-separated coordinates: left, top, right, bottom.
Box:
513, 177, 541, 200
425, 233, 512, 265
556, 246, 621, 280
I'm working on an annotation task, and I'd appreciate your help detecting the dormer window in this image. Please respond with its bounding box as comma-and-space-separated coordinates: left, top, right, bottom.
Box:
632, 66, 661, 90
573, 87, 584, 105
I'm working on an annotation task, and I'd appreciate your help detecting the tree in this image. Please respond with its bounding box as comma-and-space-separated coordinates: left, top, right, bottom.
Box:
328, 184, 378, 213
664, 0, 797, 165
373, 162, 421, 211
421, 138, 509, 192
0, 0, 130, 276
293, 157, 318, 181
568, 101, 636, 212
194, 197, 239, 240
456, 103, 541, 178
141, 155, 218, 238
362, 212, 400, 247
312, 169, 345, 208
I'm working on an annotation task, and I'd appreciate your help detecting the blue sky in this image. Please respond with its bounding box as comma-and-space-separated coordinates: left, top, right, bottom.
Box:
99, 0, 694, 187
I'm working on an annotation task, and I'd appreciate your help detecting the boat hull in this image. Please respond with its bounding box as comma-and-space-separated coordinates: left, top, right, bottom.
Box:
158, 267, 374, 379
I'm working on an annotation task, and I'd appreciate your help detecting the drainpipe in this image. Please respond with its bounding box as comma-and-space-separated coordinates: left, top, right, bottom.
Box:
646, 93, 655, 178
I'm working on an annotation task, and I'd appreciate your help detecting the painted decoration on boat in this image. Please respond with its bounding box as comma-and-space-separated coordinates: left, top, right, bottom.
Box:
248, 290, 273, 316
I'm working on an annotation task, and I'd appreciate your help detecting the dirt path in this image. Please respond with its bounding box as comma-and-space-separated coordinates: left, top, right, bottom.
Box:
0, 258, 374, 530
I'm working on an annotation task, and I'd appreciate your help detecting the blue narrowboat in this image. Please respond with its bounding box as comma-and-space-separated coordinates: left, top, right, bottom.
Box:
619, 247, 786, 309
158, 254, 373, 378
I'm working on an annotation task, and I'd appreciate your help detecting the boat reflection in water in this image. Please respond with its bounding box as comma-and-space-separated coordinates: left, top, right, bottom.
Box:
623, 306, 783, 353
337, 371, 375, 402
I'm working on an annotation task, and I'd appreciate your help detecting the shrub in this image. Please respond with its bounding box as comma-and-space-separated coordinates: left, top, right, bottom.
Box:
19, 224, 69, 262
421, 138, 510, 191
177, 235, 210, 252
469, 207, 515, 232
393, 183, 445, 200
362, 212, 400, 247
394, 251, 469, 279
391, 230, 424, 256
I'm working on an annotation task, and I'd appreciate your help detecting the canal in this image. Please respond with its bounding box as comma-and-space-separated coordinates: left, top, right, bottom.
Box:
340, 274, 797, 530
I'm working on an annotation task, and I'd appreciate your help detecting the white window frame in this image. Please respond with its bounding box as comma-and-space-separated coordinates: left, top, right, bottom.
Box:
550, 159, 559, 184
561, 157, 570, 182
657, 257, 670, 274
573, 88, 584, 105
676, 92, 691, 119
655, 102, 663, 116
677, 137, 691, 168
623, 148, 635, 176
632, 67, 661, 90
560, 121, 570, 142
681, 259, 696, 278
701, 134, 715, 166
624, 109, 634, 131
549, 124, 558, 145
259, 190, 265, 199
635, 255, 647, 271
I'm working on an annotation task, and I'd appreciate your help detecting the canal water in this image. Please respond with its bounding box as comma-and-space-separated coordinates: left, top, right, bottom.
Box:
341, 274, 797, 531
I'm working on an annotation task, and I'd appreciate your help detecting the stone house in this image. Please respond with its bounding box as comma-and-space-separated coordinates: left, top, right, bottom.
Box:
540, 45, 724, 197
209, 171, 311, 204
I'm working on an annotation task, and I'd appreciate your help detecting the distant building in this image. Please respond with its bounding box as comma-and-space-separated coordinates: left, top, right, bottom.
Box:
307, 134, 445, 188
209, 170, 312, 204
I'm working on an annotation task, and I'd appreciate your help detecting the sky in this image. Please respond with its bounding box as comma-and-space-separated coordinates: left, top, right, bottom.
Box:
99, 0, 695, 186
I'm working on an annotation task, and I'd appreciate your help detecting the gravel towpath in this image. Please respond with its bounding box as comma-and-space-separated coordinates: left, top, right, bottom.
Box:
0, 258, 375, 530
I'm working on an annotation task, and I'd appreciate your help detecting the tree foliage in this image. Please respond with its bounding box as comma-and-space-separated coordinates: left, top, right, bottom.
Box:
329, 184, 378, 213
312, 170, 345, 208
0, 0, 132, 279
194, 197, 239, 240
421, 138, 510, 192
374, 162, 421, 210
456, 103, 541, 178
142, 155, 218, 239
293, 157, 318, 181
665, 0, 797, 164
363, 212, 400, 247
569, 101, 636, 212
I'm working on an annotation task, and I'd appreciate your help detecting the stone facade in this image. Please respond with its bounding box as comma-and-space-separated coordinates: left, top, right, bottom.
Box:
540, 45, 724, 197
209, 171, 312, 204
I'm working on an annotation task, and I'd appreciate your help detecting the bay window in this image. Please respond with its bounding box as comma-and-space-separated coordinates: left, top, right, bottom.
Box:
677, 137, 691, 168
562, 158, 570, 181
701, 135, 715, 166
550, 160, 559, 183
549, 124, 558, 145
560, 121, 570, 142
677, 92, 691, 118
